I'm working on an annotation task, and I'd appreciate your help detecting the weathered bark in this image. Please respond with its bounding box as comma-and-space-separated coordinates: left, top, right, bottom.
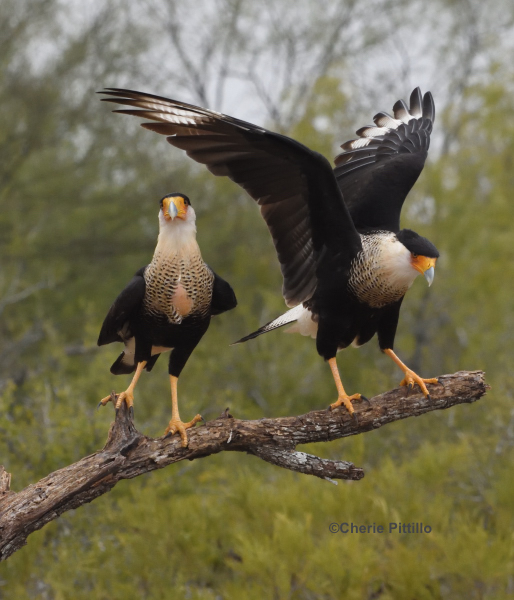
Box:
0, 370, 487, 561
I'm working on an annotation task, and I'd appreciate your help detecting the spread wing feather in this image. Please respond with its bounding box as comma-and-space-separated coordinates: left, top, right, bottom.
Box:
334, 88, 435, 232
100, 89, 362, 307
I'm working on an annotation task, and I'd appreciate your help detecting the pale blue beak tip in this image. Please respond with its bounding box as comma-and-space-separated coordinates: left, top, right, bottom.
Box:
424, 266, 435, 287
168, 201, 178, 220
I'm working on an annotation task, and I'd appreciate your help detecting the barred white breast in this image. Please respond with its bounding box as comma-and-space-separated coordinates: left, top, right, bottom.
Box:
348, 232, 418, 308
143, 248, 214, 324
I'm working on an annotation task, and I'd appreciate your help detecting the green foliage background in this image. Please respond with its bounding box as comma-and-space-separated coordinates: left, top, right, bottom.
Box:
1, 0, 513, 598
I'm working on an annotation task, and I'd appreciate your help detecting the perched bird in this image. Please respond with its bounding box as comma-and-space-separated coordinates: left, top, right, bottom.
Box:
98, 193, 237, 445
99, 87, 439, 415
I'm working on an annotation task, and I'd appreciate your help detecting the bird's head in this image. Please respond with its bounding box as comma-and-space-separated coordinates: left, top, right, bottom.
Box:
396, 229, 439, 287
155, 193, 198, 253
158, 193, 197, 240
159, 193, 193, 222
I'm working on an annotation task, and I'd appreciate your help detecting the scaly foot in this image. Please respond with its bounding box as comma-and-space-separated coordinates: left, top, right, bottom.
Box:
164, 414, 203, 448
330, 393, 365, 415
399, 370, 439, 398
98, 390, 135, 416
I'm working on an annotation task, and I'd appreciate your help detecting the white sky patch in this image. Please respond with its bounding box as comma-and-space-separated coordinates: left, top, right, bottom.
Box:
313, 115, 331, 132
15, 0, 514, 164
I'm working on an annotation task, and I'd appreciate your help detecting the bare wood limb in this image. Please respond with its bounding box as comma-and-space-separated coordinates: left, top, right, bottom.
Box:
0, 370, 487, 561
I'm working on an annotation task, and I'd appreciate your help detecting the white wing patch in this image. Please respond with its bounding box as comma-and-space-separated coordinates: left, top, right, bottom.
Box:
338, 96, 419, 156
285, 305, 318, 339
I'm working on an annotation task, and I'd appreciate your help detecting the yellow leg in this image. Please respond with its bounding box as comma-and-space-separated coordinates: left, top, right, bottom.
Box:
98, 361, 147, 414
328, 357, 365, 415
164, 375, 202, 447
383, 349, 438, 398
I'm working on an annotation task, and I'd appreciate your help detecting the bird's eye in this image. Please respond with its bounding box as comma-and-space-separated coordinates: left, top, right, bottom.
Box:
413, 254, 418, 258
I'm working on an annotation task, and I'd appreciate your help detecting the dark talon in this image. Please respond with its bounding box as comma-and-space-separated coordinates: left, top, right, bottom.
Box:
115, 408, 119, 416
164, 431, 172, 439
129, 406, 134, 419
427, 394, 431, 401
97, 402, 103, 411
408, 382, 414, 390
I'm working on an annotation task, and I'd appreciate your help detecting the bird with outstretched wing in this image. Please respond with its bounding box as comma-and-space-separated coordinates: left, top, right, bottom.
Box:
99, 87, 439, 416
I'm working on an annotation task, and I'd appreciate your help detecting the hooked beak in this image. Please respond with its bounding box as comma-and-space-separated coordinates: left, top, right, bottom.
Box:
163, 196, 187, 221
412, 255, 437, 287
424, 266, 435, 287
167, 201, 178, 220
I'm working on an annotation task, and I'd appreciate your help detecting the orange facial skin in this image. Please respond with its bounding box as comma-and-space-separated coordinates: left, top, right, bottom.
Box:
411, 254, 437, 275
162, 195, 188, 221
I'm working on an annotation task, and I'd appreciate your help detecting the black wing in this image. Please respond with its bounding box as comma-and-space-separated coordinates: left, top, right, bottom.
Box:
210, 270, 237, 316
99, 89, 362, 307
333, 88, 435, 232
97, 267, 146, 346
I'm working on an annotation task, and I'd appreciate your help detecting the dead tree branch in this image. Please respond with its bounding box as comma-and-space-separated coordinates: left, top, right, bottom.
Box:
0, 370, 487, 561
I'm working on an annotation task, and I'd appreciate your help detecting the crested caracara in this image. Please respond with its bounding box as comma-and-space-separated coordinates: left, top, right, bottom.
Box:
98, 193, 237, 445
100, 87, 439, 415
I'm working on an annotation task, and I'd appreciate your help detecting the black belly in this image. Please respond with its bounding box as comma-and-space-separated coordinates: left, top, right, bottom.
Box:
130, 309, 210, 361
312, 289, 403, 360
307, 245, 404, 361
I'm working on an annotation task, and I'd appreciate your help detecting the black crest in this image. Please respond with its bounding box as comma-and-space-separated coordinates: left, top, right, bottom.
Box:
396, 229, 439, 258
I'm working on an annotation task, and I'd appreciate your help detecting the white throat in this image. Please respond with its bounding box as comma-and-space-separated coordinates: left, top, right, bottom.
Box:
155, 206, 198, 257
377, 235, 419, 290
